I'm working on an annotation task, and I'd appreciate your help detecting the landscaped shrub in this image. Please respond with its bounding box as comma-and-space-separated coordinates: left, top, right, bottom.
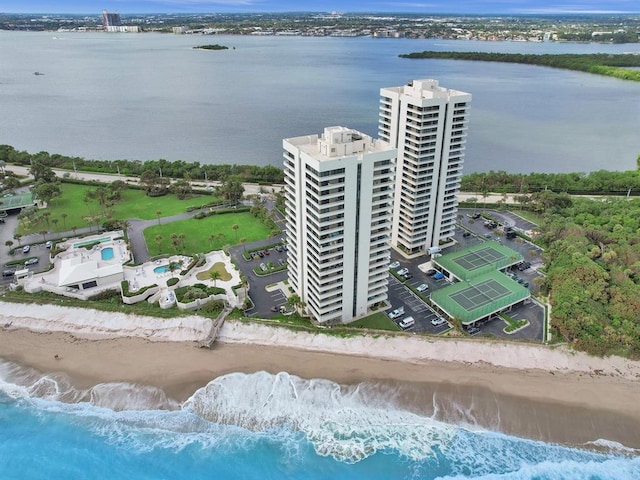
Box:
167, 277, 179, 287
88, 289, 120, 301
121, 280, 158, 297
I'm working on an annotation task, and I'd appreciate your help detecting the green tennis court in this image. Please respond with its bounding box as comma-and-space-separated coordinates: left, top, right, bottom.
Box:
450, 278, 511, 310
452, 246, 507, 272
0, 192, 35, 211
430, 270, 530, 324
435, 241, 523, 281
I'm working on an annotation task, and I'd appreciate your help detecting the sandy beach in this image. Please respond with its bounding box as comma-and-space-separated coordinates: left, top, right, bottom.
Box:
1, 302, 639, 450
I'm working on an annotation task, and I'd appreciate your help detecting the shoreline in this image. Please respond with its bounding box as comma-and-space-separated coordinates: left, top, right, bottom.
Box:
1, 302, 640, 450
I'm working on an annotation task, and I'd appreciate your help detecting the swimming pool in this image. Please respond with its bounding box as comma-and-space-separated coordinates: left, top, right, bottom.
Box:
101, 247, 114, 261
154, 265, 169, 274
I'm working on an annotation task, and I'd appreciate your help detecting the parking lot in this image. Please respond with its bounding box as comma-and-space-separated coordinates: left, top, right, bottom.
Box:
386, 210, 546, 341
386, 274, 452, 334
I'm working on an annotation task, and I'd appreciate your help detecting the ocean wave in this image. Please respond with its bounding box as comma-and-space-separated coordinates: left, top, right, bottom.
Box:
437, 455, 640, 479
183, 371, 455, 462
2, 363, 638, 473
0, 359, 178, 410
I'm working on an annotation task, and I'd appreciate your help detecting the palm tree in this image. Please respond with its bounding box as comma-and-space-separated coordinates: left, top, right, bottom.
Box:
178, 233, 186, 251
286, 293, 306, 315
5, 240, 14, 250
61, 212, 68, 230
216, 233, 226, 248
71, 226, 78, 236
209, 270, 221, 287
208, 234, 214, 249
232, 224, 239, 242
155, 235, 163, 253
51, 218, 59, 231
239, 237, 247, 252
13, 233, 22, 246
40, 230, 48, 242
156, 210, 162, 225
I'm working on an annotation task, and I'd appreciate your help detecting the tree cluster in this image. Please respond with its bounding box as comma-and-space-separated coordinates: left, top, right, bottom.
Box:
461, 169, 640, 196
0, 145, 285, 185
536, 193, 640, 358
399, 51, 640, 82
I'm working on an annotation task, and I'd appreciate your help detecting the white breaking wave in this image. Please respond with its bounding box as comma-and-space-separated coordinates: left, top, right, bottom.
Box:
437, 456, 640, 479
0, 359, 178, 411
183, 371, 457, 462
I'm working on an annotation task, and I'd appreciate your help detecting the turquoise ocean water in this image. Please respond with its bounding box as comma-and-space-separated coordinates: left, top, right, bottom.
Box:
1, 361, 638, 479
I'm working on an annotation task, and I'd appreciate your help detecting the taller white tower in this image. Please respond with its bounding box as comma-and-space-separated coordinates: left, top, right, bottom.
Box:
283, 126, 396, 324
379, 79, 471, 256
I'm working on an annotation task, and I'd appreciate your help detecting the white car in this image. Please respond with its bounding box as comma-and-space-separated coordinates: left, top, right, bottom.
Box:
398, 316, 415, 329
396, 268, 409, 276
387, 306, 405, 319
389, 261, 400, 269
416, 283, 429, 292
431, 317, 447, 326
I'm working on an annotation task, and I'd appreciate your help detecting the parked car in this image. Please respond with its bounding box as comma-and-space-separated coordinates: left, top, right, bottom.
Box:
263, 249, 270, 255
462, 231, 471, 237
397, 268, 409, 276
24, 258, 39, 266
433, 272, 445, 280
431, 317, 447, 326
45, 241, 53, 249
22, 245, 30, 254
398, 316, 415, 330
402, 272, 413, 280
270, 306, 278, 312
274, 245, 283, 252
387, 306, 405, 319
425, 269, 436, 276
2, 270, 15, 277
471, 213, 481, 219
389, 261, 400, 269
257, 251, 264, 258
416, 283, 429, 292
466, 326, 481, 335
260, 262, 267, 271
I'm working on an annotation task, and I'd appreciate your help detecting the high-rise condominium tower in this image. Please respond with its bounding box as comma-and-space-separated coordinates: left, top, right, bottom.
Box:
379, 79, 471, 256
283, 126, 396, 324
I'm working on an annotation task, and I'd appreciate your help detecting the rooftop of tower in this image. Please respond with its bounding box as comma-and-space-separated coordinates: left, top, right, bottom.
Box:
382, 78, 470, 100
285, 126, 394, 161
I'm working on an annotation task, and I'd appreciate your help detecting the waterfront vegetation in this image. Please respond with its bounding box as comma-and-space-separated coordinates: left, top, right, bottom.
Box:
0, 144, 285, 184
399, 52, 640, 83
461, 166, 640, 196
193, 44, 229, 50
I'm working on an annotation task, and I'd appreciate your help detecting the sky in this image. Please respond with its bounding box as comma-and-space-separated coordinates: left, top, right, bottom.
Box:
2, 1, 640, 15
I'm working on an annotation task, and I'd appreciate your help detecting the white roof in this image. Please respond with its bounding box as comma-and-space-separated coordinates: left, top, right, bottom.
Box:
58, 256, 123, 287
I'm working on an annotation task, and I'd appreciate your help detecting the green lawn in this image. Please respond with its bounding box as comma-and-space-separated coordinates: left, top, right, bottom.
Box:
18, 183, 218, 235
144, 212, 271, 256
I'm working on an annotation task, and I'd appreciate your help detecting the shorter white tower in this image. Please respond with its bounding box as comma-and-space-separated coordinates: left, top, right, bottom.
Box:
283, 127, 396, 324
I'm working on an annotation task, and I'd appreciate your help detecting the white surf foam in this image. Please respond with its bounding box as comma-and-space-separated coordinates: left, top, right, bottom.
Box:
0, 359, 178, 411
183, 371, 457, 463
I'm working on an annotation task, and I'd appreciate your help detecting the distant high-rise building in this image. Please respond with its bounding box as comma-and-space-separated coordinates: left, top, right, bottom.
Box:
102, 10, 122, 28
283, 126, 396, 324
379, 79, 472, 256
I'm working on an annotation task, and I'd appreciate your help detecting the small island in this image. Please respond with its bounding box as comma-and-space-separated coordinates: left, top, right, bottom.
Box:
193, 44, 229, 51
399, 51, 640, 82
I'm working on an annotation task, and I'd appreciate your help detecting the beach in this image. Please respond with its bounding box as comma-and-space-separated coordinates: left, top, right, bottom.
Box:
1, 301, 639, 451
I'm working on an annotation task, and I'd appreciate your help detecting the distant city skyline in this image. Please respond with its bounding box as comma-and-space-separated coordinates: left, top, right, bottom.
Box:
2, 1, 639, 15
